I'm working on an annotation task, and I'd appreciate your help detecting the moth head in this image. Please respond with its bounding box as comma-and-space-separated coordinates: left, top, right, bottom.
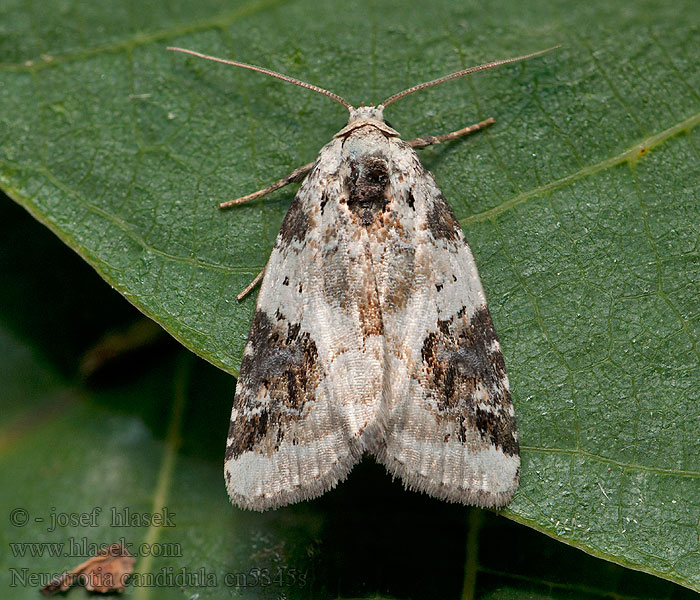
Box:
347, 105, 385, 124
336, 105, 399, 138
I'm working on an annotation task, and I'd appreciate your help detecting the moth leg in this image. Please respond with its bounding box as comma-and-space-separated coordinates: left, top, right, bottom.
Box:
407, 117, 495, 149
219, 161, 314, 208
237, 266, 266, 301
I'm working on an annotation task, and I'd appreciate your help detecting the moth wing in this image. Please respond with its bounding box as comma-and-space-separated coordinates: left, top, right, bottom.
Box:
225, 140, 385, 511
375, 143, 519, 507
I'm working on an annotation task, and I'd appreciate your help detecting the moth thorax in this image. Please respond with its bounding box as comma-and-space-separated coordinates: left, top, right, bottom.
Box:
347, 155, 390, 226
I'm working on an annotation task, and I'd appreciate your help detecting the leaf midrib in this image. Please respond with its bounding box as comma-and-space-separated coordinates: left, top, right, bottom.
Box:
460, 111, 700, 227
521, 445, 700, 479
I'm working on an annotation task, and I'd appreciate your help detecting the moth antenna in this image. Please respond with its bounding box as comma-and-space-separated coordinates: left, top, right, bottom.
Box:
167, 47, 354, 111
380, 45, 560, 108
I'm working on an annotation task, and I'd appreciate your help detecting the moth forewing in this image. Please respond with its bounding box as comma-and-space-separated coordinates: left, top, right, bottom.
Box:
168, 45, 558, 510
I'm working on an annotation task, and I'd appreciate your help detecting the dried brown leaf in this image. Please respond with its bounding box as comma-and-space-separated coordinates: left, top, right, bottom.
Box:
40, 543, 134, 595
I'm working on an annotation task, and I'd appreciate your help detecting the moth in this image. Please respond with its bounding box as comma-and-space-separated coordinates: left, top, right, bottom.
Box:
169, 46, 556, 511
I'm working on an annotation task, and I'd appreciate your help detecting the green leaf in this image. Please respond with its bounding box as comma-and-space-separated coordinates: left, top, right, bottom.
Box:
1, 0, 699, 596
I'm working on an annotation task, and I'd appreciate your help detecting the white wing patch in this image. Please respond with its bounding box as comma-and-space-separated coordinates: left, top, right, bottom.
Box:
226, 111, 518, 511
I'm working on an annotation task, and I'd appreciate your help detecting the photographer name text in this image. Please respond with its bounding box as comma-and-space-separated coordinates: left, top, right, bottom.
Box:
10, 507, 176, 531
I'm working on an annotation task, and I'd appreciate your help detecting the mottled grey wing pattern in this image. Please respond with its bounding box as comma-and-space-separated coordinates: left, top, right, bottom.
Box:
224, 138, 386, 511
226, 120, 517, 511
374, 140, 519, 507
